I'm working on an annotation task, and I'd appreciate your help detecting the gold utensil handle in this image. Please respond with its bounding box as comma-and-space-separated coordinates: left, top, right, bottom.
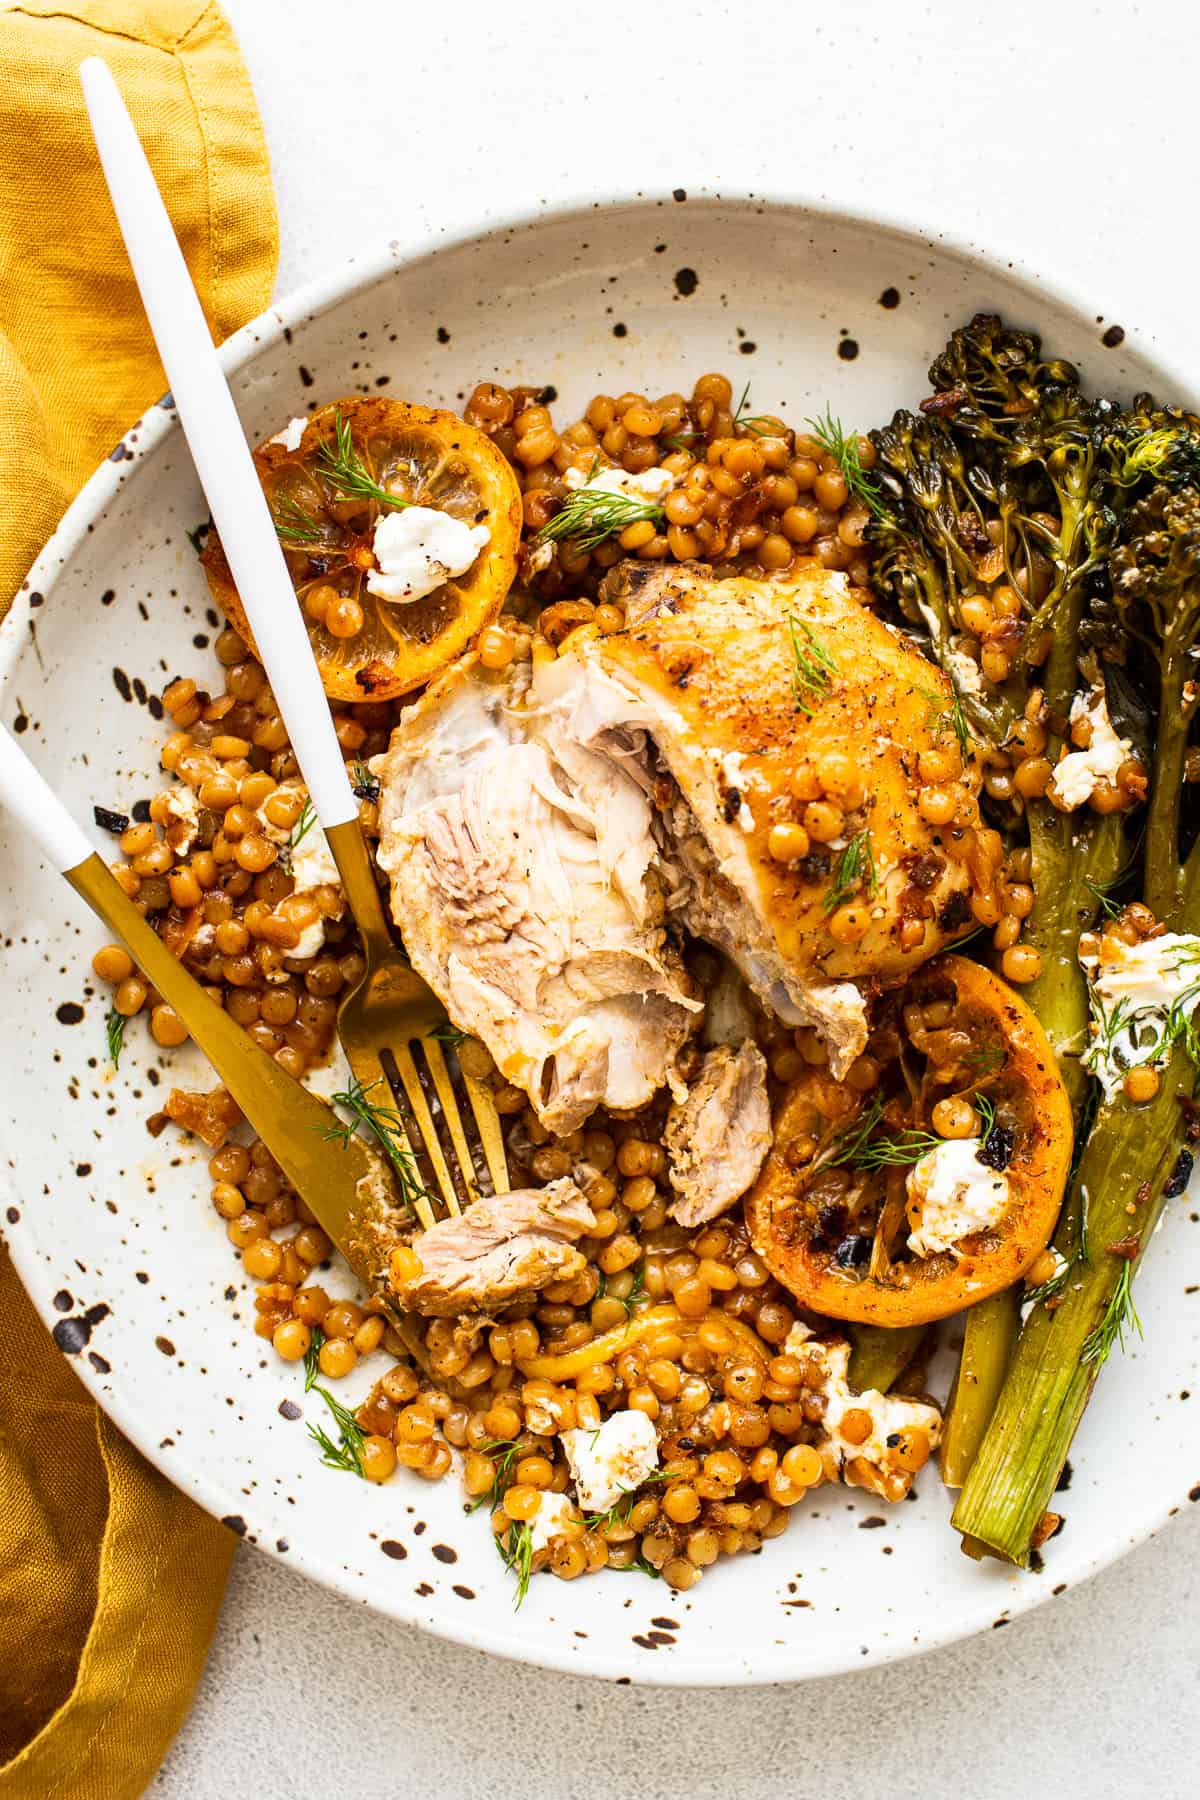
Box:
67, 854, 392, 1250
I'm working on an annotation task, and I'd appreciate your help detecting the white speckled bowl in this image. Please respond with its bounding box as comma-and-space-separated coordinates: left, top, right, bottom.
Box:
3, 196, 1198, 1686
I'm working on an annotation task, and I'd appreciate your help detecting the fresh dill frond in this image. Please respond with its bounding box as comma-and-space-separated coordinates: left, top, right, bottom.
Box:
732, 381, 776, 437
1081, 1259, 1143, 1366
307, 1382, 366, 1475
320, 1076, 431, 1215
536, 485, 665, 554
1084, 877, 1122, 921
185, 520, 210, 556
270, 491, 323, 545
317, 408, 411, 514
467, 1437, 527, 1515
583, 1469, 673, 1534
975, 1094, 997, 1143
1023, 1258, 1072, 1310
849, 1126, 942, 1172
105, 1006, 126, 1069
622, 1258, 647, 1320
806, 407, 891, 520
290, 797, 317, 852
963, 1038, 1006, 1076
920, 684, 973, 759
822, 830, 878, 915
496, 1518, 534, 1608
784, 611, 838, 715
430, 1021, 467, 1049
350, 758, 380, 802
826, 1092, 946, 1172
619, 1555, 663, 1580
303, 1325, 325, 1393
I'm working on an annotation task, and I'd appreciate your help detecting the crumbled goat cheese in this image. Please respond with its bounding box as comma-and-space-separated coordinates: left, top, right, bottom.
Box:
164, 786, 201, 852
289, 918, 326, 961
1081, 930, 1200, 1098
905, 1138, 1010, 1258
267, 415, 307, 452
785, 1325, 942, 1473
1048, 688, 1134, 810
528, 1490, 578, 1553
289, 823, 341, 896
563, 463, 676, 504
947, 640, 985, 696
559, 1409, 660, 1512
367, 507, 490, 604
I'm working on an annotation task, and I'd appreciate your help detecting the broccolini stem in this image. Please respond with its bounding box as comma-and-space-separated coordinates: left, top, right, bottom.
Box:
847, 1323, 924, 1395
950, 1053, 1192, 1561
939, 1289, 1021, 1489
1023, 808, 1126, 1095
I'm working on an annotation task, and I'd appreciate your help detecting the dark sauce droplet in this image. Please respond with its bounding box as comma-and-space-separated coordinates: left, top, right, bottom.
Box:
879, 287, 900, 309
613, 322, 627, 338
56, 1002, 84, 1025
381, 1539, 407, 1560
1101, 324, 1126, 348
837, 338, 860, 361
674, 267, 698, 297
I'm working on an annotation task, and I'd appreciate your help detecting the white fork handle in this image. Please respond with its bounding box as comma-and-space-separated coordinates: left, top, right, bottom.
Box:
0, 723, 95, 873
80, 57, 358, 831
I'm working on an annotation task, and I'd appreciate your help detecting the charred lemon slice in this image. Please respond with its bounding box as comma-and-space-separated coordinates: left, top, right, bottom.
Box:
746, 955, 1073, 1327
202, 397, 522, 702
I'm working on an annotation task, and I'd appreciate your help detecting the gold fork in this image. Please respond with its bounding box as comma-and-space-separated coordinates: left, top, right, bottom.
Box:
84, 58, 508, 1233
0, 724, 406, 1287
325, 822, 510, 1231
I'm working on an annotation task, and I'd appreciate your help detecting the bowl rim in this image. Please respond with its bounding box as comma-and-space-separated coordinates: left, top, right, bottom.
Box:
2, 187, 1193, 1685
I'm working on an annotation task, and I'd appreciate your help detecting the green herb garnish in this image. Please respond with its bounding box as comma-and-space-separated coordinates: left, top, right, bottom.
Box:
350, 758, 380, 802
919, 684, 973, 759
784, 611, 838, 715
496, 1518, 534, 1608
303, 1325, 325, 1393
270, 491, 324, 546
806, 407, 891, 520
1081, 1259, 1143, 1366
320, 1075, 431, 1216
535, 477, 665, 554
822, 829, 878, 915
317, 408, 412, 515
307, 1381, 366, 1476
105, 1006, 126, 1069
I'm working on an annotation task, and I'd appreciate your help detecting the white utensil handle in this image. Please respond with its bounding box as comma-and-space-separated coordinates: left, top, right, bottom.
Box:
80, 57, 358, 831
0, 724, 95, 873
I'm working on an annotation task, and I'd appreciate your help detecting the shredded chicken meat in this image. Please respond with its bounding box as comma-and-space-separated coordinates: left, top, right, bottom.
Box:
373, 658, 699, 1135
664, 1042, 773, 1226
390, 1179, 596, 1315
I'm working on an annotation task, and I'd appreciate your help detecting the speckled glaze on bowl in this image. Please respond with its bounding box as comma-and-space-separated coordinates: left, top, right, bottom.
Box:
3, 195, 1198, 1687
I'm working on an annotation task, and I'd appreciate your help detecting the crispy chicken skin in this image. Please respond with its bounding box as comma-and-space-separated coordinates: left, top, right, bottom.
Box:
664, 1042, 773, 1226
390, 1179, 596, 1315
579, 562, 979, 1059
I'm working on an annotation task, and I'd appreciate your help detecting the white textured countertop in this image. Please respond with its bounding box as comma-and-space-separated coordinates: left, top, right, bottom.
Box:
157, 2, 1200, 1793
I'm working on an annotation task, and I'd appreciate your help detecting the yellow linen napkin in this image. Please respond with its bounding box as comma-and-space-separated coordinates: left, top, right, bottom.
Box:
0, 3, 278, 1793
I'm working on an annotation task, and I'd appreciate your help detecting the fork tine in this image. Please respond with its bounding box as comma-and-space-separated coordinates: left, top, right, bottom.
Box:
344, 1045, 439, 1233
392, 1042, 462, 1218
461, 1074, 511, 1196
421, 1039, 479, 1203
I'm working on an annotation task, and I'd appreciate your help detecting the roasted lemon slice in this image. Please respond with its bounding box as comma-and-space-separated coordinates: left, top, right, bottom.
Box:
746, 955, 1073, 1327
202, 397, 522, 702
